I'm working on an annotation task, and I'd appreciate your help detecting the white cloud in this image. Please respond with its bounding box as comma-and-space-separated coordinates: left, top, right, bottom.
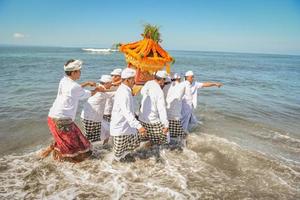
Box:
13, 33, 25, 39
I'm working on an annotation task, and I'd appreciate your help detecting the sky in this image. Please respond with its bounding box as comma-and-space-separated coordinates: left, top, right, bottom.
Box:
0, 0, 300, 55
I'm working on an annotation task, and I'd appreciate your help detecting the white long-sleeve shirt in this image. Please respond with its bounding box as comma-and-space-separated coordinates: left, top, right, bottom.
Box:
166, 82, 187, 120
182, 80, 203, 108
139, 80, 169, 128
110, 83, 142, 136
48, 76, 91, 121
103, 91, 115, 115
162, 83, 172, 99
80, 85, 108, 122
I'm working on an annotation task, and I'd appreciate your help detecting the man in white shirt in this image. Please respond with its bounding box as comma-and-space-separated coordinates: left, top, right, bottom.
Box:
45, 59, 104, 162
111, 68, 122, 86
110, 68, 146, 161
171, 73, 181, 85
101, 68, 122, 145
139, 70, 169, 145
162, 76, 172, 99
165, 75, 187, 140
181, 70, 223, 132
81, 75, 112, 142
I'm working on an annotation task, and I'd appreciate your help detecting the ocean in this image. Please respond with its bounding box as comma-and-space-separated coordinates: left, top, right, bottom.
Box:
0, 46, 299, 199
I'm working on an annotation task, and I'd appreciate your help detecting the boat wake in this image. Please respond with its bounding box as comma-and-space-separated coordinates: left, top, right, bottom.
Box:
82, 48, 118, 54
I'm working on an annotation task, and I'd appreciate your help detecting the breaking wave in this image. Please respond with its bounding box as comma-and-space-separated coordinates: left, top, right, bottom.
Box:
1, 133, 299, 199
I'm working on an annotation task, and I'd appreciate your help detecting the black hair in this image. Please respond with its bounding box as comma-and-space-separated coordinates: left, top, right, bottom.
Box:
65, 59, 75, 67
65, 71, 72, 76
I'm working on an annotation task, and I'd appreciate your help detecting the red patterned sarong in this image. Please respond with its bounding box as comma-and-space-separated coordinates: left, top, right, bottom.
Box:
47, 117, 91, 158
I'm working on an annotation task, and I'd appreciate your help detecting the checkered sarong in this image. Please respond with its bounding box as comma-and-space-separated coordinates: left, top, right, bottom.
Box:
81, 118, 101, 142
113, 134, 140, 159
140, 122, 168, 145
169, 120, 186, 138
103, 115, 111, 122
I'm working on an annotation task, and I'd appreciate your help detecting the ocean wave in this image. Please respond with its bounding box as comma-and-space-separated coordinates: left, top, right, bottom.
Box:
0, 133, 299, 199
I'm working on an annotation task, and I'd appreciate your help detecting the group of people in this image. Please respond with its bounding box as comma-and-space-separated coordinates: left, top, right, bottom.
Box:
42, 59, 223, 162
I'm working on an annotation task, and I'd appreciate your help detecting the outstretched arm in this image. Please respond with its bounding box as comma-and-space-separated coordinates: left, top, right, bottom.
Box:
80, 81, 96, 88
202, 82, 223, 88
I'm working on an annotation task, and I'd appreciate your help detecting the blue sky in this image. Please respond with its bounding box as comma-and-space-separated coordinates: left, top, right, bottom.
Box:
0, 0, 300, 55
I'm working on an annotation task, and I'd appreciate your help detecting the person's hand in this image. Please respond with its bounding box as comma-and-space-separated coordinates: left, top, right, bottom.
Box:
138, 127, 147, 136
162, 127, 169, 135
96, 86, 106, 92
112, 80, 121, 86
216, 83, 223, 88
88, 81, 96, 87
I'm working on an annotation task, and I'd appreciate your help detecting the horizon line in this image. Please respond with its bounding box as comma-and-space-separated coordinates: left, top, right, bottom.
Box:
1, 43, 299, 57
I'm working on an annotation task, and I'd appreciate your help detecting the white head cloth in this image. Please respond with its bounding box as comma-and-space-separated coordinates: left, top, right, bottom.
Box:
173, 73, 181, 79
156, 70, 168, 79
64, 60, 83, 71
99, 75, 112, 83
121, 68, 136, 79
185, 70, 194, 77
165, 76, 171, 83
111, 68, 122, 76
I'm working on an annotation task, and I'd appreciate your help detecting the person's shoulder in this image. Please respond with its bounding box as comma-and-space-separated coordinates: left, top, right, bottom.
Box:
144, 80, 153, 87
68, 81, 83, 94
178, 81, 188, 88
116, 84, 129, 94
195, 81, 204, 87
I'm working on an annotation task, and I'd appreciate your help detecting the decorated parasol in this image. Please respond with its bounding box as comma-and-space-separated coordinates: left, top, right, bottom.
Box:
119, 24, 174, 85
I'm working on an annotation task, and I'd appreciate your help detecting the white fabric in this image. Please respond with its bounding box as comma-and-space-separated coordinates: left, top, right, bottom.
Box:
139, 80, 169, 128
182, 80, 203, 108
103, 91, 116, 115
48, 76, 91, 121
111, 68, 122, 76
64, 60, 82, 71
173, 73, 181, 79
165, 76, 171, 83
80, 85, 108, 122
99, 75, 112, 83
100, 91, 116, 139
166, 82, 186, 120
156, 70, 168, 78
100, 119, 110, 140
185, 70, 194, 77
181, 102, 198, 131
181, 80, 204, 131
110, 83, 142, 136
163, 83, 172, 99
121, 68, 136, 79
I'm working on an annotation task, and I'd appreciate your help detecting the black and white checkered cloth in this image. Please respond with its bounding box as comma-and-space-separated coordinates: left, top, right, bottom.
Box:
169, 120, 186, 138
103, 115, 111, 122
113, 134, 140, 159
81, 118, 101, 142
140, 122, 168, 145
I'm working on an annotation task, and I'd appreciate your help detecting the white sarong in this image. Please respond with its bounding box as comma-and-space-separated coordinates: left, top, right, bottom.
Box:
181, 102, 199, 132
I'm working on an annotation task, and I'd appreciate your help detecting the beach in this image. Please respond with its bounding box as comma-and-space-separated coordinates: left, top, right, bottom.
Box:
0, 46, 299, 199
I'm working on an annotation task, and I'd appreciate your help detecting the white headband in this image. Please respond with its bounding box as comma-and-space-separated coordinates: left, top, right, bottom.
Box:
64, 60, 83, 71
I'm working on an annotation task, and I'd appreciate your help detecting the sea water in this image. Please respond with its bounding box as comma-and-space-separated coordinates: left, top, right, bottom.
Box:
0, 46, 299, 199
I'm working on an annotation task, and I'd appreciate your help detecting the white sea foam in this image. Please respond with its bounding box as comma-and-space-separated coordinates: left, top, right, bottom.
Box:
1, 133, 299, 199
